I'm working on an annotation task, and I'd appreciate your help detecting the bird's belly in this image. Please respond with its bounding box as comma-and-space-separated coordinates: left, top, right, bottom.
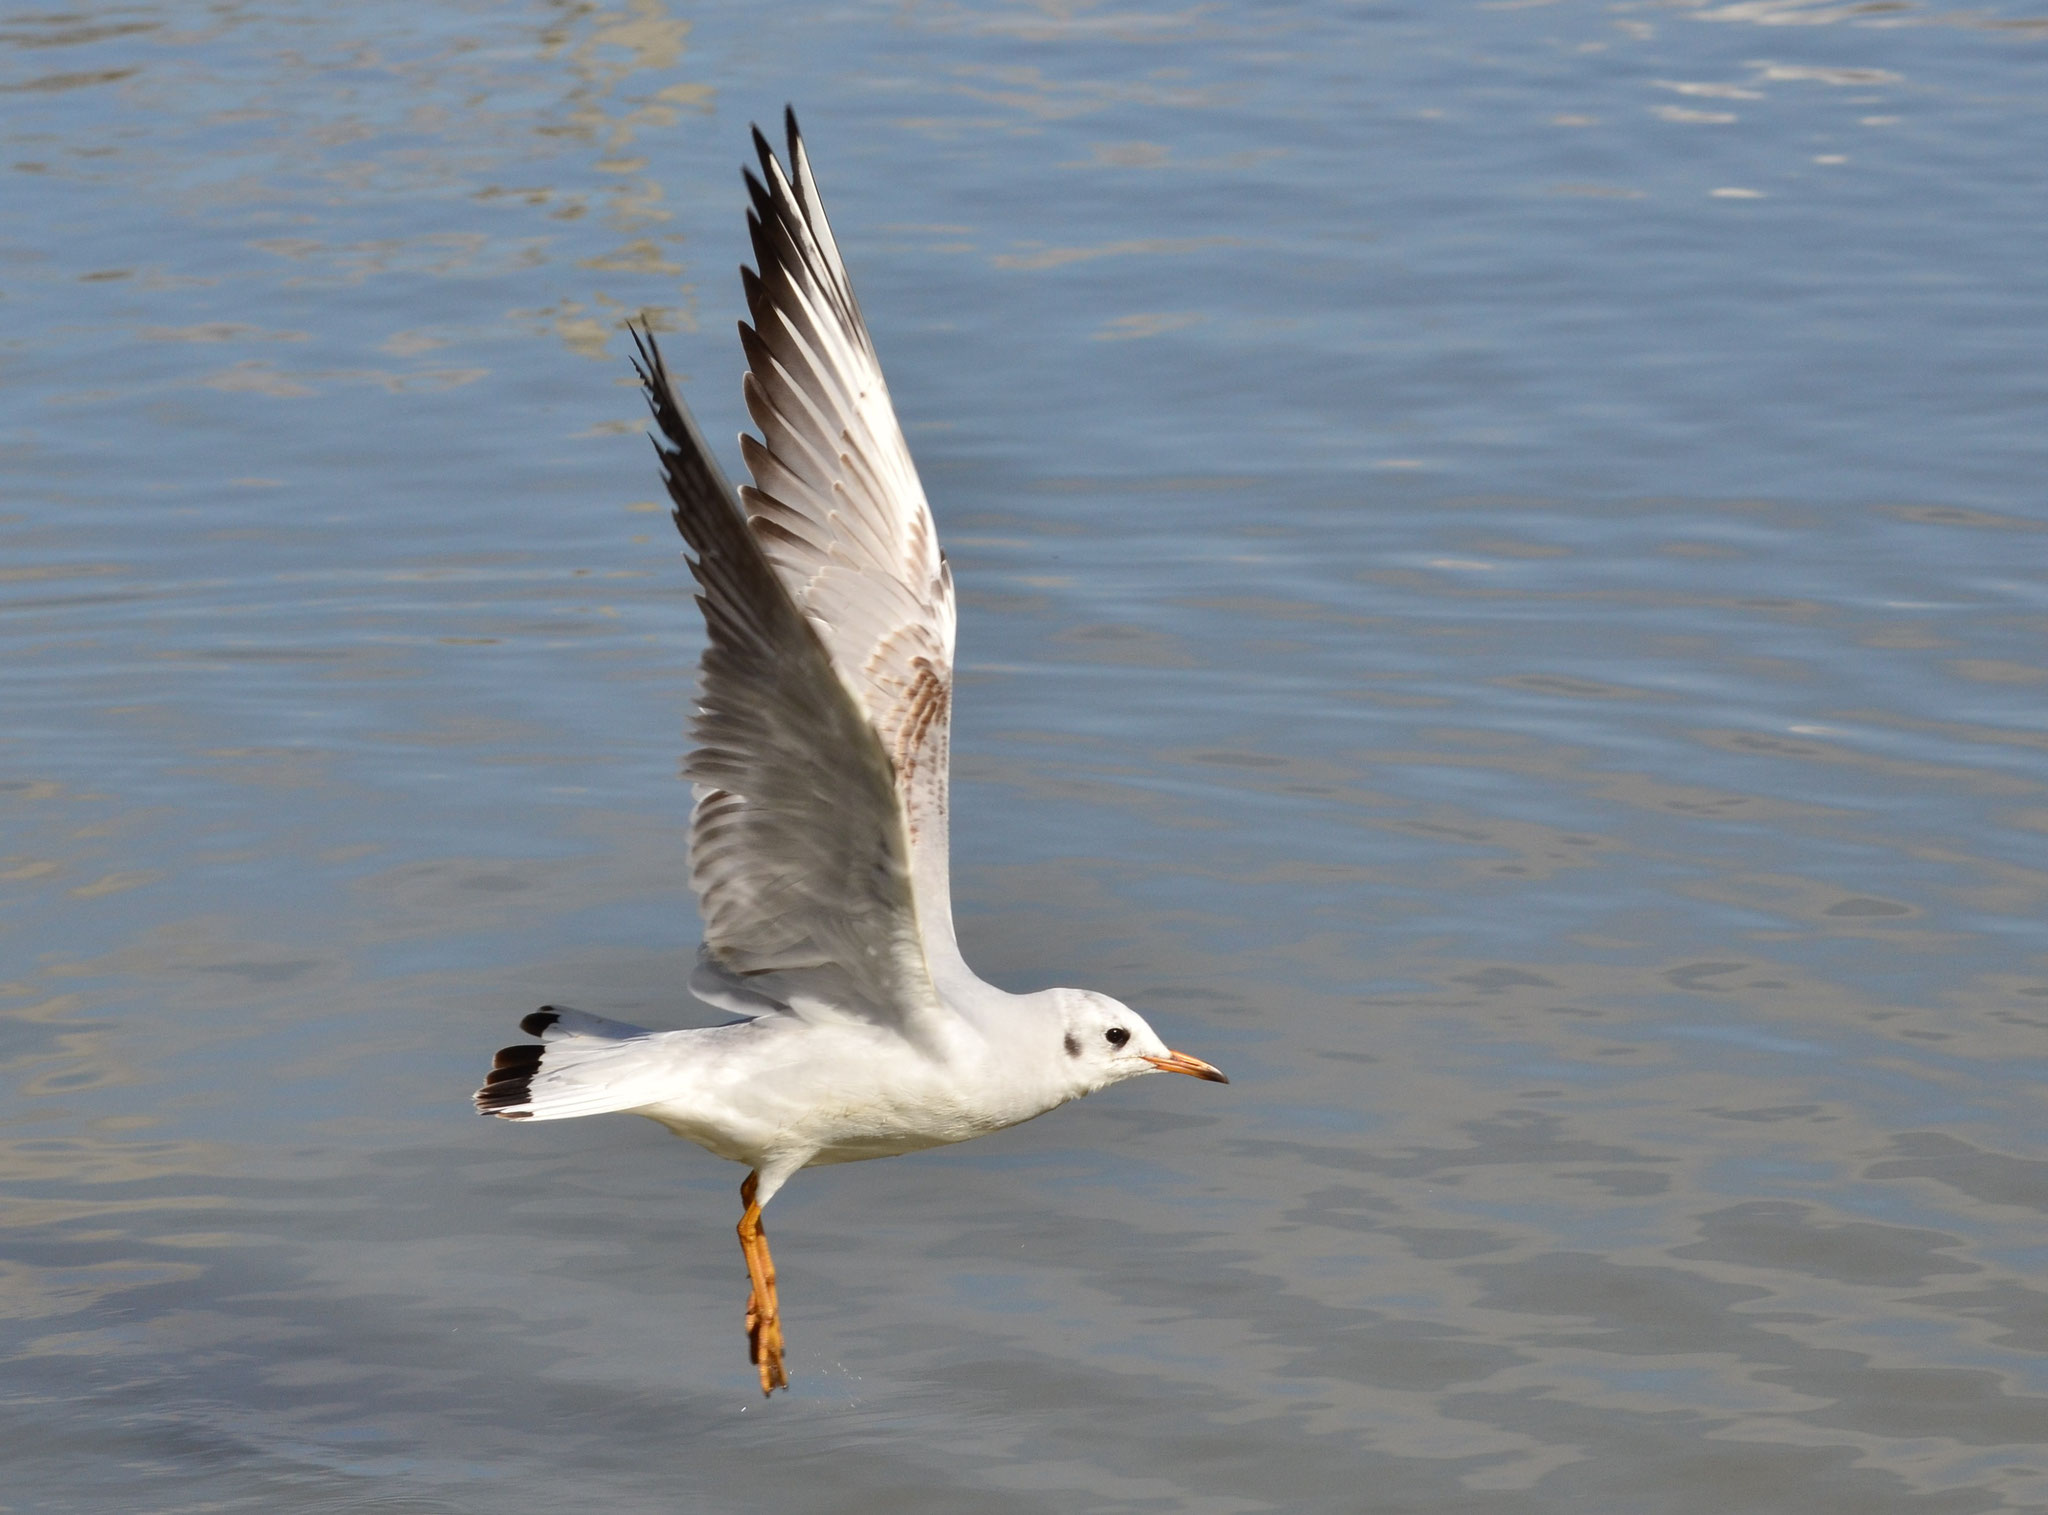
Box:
790, 1076, 1014, 1165
629, 1021, 1028, 1169
644, 1086, 996, 1168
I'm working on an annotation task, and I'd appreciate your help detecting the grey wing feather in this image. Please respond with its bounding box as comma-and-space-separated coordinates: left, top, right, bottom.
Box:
632, 327, 953, 1049
733, 111, 966, 984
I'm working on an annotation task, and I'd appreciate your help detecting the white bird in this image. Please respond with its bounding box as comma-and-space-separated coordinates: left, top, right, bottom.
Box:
475, 109, 1226, 1398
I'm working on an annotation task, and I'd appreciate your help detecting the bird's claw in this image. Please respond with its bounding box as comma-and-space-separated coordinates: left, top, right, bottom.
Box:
738, 1177, 790, 1397
745, 1290, 788, 1394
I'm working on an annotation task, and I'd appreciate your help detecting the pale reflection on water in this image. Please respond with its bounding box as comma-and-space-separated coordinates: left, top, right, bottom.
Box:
7, 0, 2048, 1510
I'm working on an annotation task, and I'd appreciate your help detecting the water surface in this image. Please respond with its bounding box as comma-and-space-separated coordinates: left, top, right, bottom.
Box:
6, 1, 2048, 1510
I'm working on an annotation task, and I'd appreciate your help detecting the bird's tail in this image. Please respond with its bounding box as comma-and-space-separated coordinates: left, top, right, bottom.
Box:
474, 1004, 656, 1121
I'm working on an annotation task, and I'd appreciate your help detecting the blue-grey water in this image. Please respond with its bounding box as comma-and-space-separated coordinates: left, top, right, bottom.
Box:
7, 1, 2048, 1510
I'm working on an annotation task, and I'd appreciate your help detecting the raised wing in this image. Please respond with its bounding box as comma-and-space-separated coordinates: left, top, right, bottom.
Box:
732, 111, 966, 984
633, 330, 954, 1050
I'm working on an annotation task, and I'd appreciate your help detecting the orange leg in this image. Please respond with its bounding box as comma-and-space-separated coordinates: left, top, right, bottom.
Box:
736, 1170, 788, 1396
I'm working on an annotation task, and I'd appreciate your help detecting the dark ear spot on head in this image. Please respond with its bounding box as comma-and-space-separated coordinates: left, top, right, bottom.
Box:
1063, 1032, 1080, 1058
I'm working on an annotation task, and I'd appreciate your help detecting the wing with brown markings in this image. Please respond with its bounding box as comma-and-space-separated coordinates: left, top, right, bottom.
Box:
627, 113, 970, 1041
727, 110, 966, 984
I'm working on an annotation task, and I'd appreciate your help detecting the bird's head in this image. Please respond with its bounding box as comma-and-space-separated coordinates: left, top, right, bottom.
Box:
1051, 988, 1228, 1096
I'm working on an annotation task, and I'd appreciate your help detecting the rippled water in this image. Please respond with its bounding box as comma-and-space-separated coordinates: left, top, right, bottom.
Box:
7, 1, 2048, 1510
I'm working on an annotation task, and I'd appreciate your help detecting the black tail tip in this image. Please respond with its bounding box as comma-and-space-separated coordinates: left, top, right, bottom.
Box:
489, 1043, 544, 1076
520, 1007, 561, 1038
475, 1041, 544, 1116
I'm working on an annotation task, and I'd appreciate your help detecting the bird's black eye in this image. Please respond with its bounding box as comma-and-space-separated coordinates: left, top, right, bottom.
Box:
1105, 1027, 1130, 1048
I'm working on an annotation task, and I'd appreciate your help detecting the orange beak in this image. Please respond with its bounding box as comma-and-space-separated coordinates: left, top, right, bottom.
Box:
1142, 1049, 1229, 1084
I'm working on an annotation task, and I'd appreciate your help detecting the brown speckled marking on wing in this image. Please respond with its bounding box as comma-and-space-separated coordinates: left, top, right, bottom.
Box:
891, 659, 950, 839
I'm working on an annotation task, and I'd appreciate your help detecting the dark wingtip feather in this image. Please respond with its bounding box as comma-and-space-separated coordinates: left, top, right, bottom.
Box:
627, 322, 670, 431
631, 318, 746, 560
627, 322, 658, 389
520, 1007, 561, 1038
784, 105, 801, 161
742, 170, 774, 228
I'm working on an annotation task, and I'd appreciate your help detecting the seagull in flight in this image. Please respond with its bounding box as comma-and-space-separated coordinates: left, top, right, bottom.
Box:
475, 110, 1226, 1398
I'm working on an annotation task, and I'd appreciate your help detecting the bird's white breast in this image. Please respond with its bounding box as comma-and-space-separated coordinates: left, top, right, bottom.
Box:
628, 1015, 1064, 1171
